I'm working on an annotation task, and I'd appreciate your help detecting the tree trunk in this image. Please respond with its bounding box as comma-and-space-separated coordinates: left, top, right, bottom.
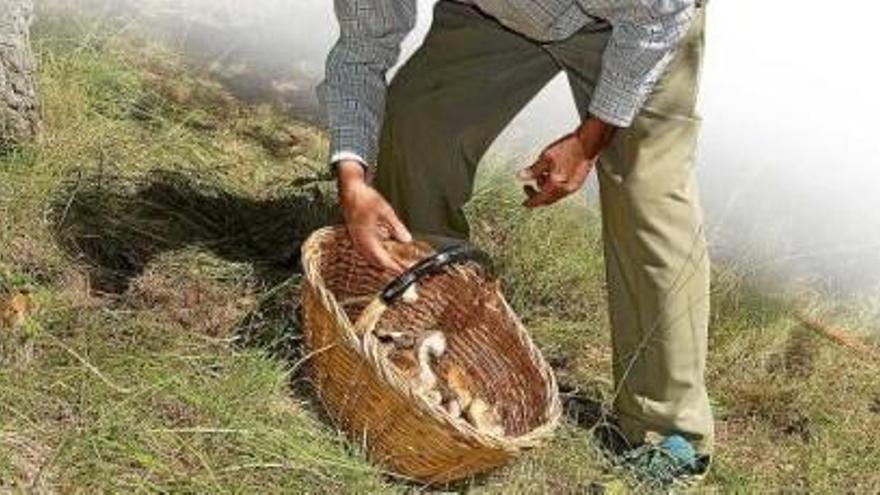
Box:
0, 0, 39, 151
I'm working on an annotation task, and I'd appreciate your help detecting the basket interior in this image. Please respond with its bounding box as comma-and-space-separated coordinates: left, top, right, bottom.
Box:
314, 229, 552, 437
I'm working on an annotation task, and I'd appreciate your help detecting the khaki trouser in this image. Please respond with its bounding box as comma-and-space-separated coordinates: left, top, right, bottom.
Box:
375, 1, 713, 454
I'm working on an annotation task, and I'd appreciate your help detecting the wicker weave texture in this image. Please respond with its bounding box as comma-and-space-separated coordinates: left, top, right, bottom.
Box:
301, 226, 561, 482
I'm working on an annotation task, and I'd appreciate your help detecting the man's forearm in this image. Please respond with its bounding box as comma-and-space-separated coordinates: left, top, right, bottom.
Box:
589, 0, 696, 127
318, 0, 418, 171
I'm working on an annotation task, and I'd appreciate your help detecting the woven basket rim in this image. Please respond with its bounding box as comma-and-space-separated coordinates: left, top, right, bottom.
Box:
301, 226, 562, 451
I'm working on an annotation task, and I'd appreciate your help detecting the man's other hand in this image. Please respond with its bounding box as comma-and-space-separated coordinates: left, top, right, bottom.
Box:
336, 160, 412, 272
519, 117, 617, 208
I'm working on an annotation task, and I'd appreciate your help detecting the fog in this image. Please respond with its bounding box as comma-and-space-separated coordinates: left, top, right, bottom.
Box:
59, 0, 880, 296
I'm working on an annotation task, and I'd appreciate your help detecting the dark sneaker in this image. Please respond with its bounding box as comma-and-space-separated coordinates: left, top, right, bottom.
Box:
593, 429, 710, 489
620, 434, 710, 487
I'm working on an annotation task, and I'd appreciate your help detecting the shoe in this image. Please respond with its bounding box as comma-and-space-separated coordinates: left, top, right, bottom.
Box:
620, 434, 710, 487
593, 430, 710, 489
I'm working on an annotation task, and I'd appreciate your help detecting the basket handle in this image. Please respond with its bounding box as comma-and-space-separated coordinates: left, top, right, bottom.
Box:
380, 244, 495, 305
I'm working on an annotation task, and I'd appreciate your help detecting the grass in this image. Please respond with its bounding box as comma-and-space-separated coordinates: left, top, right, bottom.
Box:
2, 6, 879, 493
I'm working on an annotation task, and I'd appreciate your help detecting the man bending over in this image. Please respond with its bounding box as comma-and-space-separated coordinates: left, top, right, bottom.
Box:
320, 0, 713, 483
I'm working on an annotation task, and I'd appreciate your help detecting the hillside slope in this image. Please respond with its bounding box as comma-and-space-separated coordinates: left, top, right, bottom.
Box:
1, 11, 879, 494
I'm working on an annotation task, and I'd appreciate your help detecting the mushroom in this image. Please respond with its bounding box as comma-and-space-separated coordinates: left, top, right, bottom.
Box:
386, 347, 419, 381
413, 331, 446, 392
385, 330, 447, 393
443, 364, 475, 409
375, 327, 416, 349
516, 167, 540, 193
400, 284, 419, 304
465, 398, 504, 437
444, 397, 463, 418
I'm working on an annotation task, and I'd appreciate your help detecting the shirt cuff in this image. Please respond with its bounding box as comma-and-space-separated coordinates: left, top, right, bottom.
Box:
330, 151, 368, 168
329, 150, 371, 179
588, 72, 649, 128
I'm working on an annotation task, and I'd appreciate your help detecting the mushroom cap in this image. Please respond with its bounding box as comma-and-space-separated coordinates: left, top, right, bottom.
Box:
419, 331, 447, 358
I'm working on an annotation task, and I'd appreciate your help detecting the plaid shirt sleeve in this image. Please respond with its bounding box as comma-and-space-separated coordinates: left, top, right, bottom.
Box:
317, 0, 417, 171
587, 0, 697, 127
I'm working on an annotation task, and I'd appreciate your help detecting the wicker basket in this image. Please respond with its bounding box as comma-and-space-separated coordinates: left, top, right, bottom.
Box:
300, 226, 561, 483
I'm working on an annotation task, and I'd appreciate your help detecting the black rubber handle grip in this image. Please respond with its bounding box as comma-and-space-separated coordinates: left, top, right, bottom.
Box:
380, 244, 494, 305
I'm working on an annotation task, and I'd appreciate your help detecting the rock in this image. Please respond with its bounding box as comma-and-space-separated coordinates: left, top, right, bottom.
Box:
0, 0, 40, 151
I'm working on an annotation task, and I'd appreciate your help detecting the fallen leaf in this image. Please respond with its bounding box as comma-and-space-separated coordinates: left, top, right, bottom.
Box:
0, 292, 35, 329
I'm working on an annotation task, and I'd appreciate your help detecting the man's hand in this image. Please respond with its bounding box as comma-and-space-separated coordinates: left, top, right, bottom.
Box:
519, 117, 617, 208
336, 160, 412, 272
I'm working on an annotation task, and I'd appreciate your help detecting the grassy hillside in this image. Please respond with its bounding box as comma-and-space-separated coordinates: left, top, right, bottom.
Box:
2, 10, 879, 494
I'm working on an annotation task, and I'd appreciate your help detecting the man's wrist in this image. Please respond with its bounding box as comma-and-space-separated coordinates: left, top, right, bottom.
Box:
336, 160, 367, 192
575, 116, 618, 160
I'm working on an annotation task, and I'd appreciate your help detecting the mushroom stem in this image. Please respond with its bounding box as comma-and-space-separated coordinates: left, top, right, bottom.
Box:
414, 331, 446, 392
